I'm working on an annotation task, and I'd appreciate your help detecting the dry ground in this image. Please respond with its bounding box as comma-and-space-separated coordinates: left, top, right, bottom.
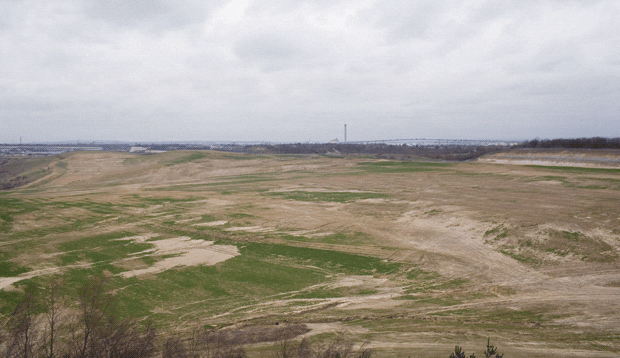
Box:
1, 150, 620, 357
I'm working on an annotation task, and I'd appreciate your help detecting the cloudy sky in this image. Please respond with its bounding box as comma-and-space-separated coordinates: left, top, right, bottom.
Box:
1, 0, 619, 143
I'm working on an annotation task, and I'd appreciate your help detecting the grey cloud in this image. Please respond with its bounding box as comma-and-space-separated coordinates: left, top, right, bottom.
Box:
232, 31, 333, 73
0, 0, 22, 30
83, 0, 222, 30
234, 34, 307, 70
382, 1, 450, 40
1, 0, 619, 143
246, 0, 347, 15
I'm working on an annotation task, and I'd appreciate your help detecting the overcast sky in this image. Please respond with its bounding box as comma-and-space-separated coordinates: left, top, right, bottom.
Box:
1, 0, 619, 143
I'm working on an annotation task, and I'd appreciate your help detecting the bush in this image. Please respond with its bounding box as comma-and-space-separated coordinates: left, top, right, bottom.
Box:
449, 339, 504, 358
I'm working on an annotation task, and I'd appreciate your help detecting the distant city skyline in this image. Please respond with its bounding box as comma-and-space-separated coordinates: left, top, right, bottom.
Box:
2, 0, 619, 143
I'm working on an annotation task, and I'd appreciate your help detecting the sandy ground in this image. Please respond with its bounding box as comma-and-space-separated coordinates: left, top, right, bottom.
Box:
120, 237, 239, 278
3, 150, 620, 357
478, 148, 620, 168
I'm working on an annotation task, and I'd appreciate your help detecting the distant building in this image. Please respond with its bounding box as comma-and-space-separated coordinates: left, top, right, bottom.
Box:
130, 146, 148, 153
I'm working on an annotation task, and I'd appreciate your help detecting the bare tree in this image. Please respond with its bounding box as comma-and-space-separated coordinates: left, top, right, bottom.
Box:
41, 276, 62, 358
273, 332, 369, 358
162, 336, 188, 358
317, 332, 353, 358
187, 327, 207, 358
5, 287, 38, 358
102, 317, 156, 358
212, 346, 246, 358
71, 275, 115, 358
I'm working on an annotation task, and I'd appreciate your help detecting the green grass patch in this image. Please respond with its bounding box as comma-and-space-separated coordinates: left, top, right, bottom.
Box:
499, 250, 537, 264
484, 225, 503, 236
398, 295, 462, 306
0, 198, 128, 233
164, 152, 209, 166
140, 256, 156, 266
428, 278, 469, 290
290, 288, 342, 299
545, 231, 617, 262
60, 232, 136, 251
501, 231, 617, 264
217, 256, 324, 295
0, 261, 31, 277
220, 153, 260, 160
60, 252, 82, 265
587, 177, 620, 184
530, 175, 568, 182
3, 215, 113, 243
201, 214, 218, 222
62, 266, 125, 287
404, 269, 469, 295
358, 161, 452, 173
525, 165, 620, 174
484, 225, 508, 240
139, 196, 202, 205
481, 308, 546, 323
356, 288, 378, 296
150, 175, 281, 191
229, 213, 254, 219
313, 232, 374, 245
114, 254, 328, 320
406, 268, 440, 281
0, 290, 23, 314
239, 242, 400, 275
529, 175, 620, 190
558, 230, 584, 241
277, 232, 375, 246
576, 185, 608, 190
264, 190, 388, 203
496, 231, 508, 239
0, 211, 13, 232
426, 306, 554, 324
0, 198, 42, 232
48, 200, 123, 215
58, 232, 152, 266
56, 240, 390, 322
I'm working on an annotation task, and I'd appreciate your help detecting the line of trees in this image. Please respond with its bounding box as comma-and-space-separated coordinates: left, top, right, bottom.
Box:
1, 275, 503, 358
521, 137, 620, 149
246, 143, 507, 161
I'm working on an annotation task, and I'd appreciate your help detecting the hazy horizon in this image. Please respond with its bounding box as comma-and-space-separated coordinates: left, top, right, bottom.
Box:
2, 1, 619, 143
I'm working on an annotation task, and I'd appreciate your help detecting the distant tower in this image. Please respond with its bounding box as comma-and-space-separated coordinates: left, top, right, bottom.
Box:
20, 136, 22, 145
344, 124, 347, 143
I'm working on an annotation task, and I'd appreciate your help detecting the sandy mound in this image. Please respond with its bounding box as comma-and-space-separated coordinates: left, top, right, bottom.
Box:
120, 237, 239, 278
478, 149, 620, 168
193, 220, 228, 227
